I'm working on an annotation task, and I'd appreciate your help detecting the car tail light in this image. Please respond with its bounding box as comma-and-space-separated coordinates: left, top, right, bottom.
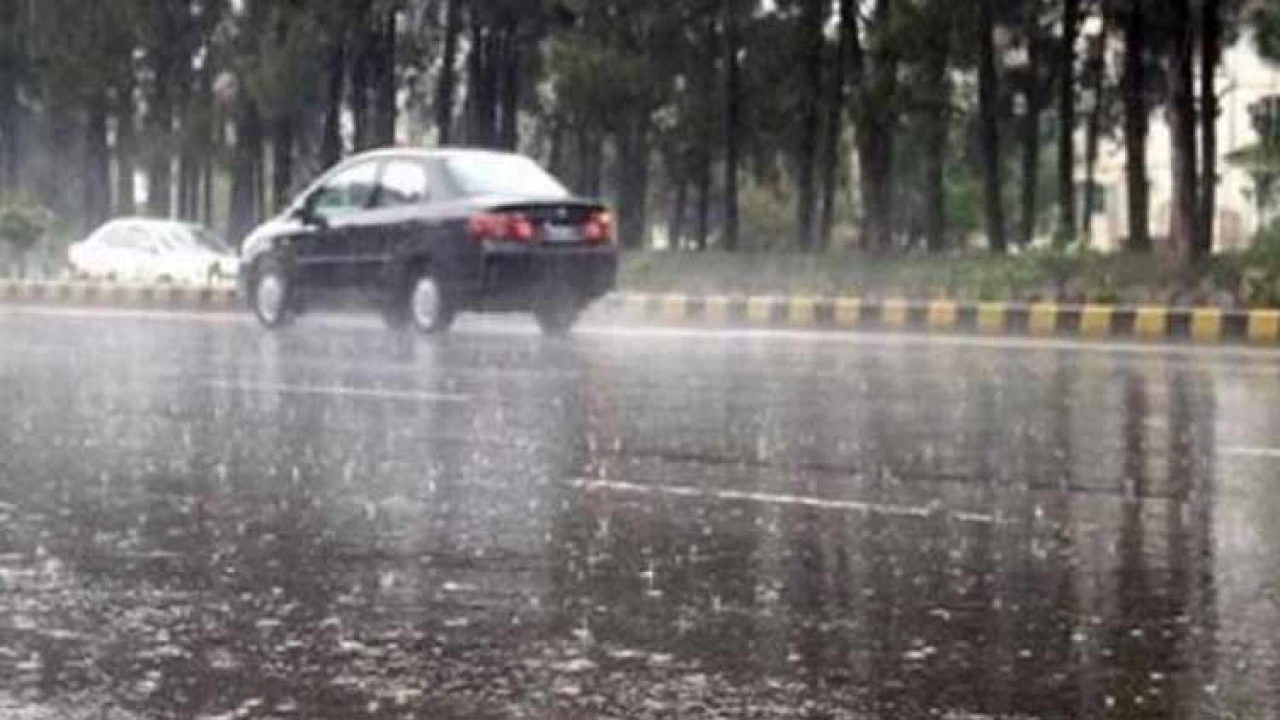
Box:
583, 211, 613, 245
469, 212, 536, 244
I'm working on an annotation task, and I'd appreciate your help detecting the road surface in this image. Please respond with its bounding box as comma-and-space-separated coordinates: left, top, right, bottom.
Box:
2, 308, 1280, 719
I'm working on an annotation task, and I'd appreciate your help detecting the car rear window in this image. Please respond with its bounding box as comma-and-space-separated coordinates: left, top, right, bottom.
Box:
443, 155, 569, 199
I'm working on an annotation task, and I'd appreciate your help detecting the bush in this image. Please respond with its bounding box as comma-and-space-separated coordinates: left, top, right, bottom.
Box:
0, 200, 55, 279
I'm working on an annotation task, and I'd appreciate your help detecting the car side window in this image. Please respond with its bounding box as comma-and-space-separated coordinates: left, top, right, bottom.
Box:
311, 161, 380, 218
376, 160, 430, 208
103, 226, 150, 251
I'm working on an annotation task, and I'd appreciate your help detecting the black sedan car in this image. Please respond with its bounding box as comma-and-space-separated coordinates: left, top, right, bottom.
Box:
238, 148, 617, 335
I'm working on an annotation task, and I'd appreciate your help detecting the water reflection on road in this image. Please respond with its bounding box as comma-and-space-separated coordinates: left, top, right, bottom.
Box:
1, 314, 1279, 717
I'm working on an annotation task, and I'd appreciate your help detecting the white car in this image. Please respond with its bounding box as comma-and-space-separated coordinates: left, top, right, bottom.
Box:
68, 218, 239, 285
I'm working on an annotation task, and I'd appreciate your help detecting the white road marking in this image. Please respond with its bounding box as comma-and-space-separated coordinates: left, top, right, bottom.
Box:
206, 380, 470, 403
570, 478, 1001, 525
1223, 446, 1280, 459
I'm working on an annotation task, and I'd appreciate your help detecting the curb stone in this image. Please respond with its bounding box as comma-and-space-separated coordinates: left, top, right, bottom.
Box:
599, 293, 1280, 346
4, 281, 1280, 346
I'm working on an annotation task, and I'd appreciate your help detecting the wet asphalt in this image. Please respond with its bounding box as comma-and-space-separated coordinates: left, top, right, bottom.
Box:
2, 308, 1280, 719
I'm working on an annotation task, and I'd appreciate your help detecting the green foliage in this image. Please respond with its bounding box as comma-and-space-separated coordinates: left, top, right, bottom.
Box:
1233, 221, 1280, 306
1254, 1, 1280, 63
0, 199, 53, 253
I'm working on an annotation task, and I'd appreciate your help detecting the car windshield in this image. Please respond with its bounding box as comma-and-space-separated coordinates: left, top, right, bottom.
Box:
444, 154, 569, 199
188, 226, 232, 254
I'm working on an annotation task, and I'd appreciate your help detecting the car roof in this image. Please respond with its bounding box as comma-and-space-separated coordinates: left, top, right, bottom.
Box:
343, 146, 527, 164
99, 218, 204, 231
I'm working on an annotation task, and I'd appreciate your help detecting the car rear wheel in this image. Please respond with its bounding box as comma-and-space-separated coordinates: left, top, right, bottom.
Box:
402, 270, 455, 335
534, 297, 581, 337
250, 258, 294, 329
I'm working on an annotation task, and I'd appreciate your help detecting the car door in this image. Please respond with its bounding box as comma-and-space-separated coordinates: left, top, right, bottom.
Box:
112, 224, 159, 282
357, 158, 433, 288
297, 159, 381, 290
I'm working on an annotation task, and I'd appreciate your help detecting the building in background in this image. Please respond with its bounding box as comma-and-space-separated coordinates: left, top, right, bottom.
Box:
1088, 30, 1280, 253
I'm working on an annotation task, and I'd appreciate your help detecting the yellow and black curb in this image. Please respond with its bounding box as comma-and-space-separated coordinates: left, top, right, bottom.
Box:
4, 281, 1280, 345
605, 293, 1280, 345
0, 280, 239, 313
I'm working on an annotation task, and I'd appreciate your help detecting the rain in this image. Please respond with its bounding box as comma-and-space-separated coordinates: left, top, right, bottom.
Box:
2, 312, 1279, 718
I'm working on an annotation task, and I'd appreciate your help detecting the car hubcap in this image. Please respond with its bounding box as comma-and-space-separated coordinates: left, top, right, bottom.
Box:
412, 277, 441, 329
257, 273, 285, 323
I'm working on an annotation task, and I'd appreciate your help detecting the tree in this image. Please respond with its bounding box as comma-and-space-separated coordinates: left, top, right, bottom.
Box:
817, 0, 854, 250
1167, 0, 1197, 270
977, 0, 1006, 253
0, 200, 52, 278
1198, 0, 1223, 259
722, 0, 745, 251
1082, 0, 1112, 248
850, 0, 900, 253
1015, 2, 1052, 249
0, 0, 20, 194
794, 0, 825, 251
1057, 0, 1082, 246
1120, 0, 1150, 251
436, 0, 463, 144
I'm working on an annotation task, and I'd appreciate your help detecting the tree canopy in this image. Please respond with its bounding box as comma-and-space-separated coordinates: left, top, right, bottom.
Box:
0, 0, 1262, 268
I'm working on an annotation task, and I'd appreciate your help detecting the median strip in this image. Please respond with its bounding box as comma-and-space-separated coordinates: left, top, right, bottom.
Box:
4, 279, 1280, 345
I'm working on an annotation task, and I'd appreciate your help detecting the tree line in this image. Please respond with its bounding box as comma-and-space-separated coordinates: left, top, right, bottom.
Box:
0, 0, 1274, 271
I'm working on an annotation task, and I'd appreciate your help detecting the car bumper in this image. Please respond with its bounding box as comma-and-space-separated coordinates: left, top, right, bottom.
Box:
477, 245, 618, 307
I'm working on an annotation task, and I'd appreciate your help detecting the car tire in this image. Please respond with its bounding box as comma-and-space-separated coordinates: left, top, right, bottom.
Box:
534, 297, 581, 337
401, 268, 455, 335
249, 257, 295, 330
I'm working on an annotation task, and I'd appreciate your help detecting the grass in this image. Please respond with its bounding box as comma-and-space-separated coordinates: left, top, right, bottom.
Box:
620, 249, 1267, 308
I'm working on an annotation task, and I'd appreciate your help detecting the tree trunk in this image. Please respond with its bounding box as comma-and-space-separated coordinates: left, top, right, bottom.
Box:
84, 93, 111, 230
272, 114, 294, 213
202, 157, 213, 228
374, 8, 397, 146
818, 0, 853, 251
578, 129, 604, 197
923, 2, 951, 253
858, 134, 895, 253
795, 0, 825, 251
321, 30, 345, 168
1057, 0, 1081, 246
1082, 3, 1111, 248
722, 1, 743, 252
1198, 0, 1221, 259
0, 0, 18, 193
114, 67, 137, 216
147, 67, 174, 217
351, 1, 374, 151
436, 0, 462, 145
176, 68, 200, 221
670, 173, 688, 250
465, 20, 484, 145
498, 27, 520, 151
467, 21, 499, 148
1019, 16, 1042, 248
614, 116, 650, 249
694, 145, 712, 251
547, 117, 565, 177
978, 0, 1007, 253
230, 101, 264, 249
1123, 0, 1150, 252
851, 0, 898, 253
1167, 0, 1197, 271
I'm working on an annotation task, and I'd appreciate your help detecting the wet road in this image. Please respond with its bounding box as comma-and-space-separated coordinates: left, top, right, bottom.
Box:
3, 309, 1280, 719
